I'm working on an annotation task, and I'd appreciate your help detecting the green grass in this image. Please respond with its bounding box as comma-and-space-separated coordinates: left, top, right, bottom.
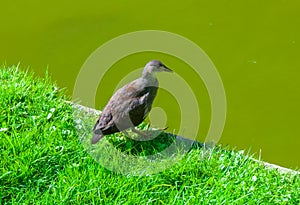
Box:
0, 65, 299, 204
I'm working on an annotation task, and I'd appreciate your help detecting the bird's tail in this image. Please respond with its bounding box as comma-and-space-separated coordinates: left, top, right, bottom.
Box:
91, 133, 103, 144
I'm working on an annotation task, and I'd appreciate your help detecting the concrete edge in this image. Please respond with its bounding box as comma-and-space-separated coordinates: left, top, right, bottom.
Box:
69, 101, 300, 175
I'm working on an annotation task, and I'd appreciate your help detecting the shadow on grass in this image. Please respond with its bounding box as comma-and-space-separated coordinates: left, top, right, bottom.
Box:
72, 102, 206, 175
72, 102, 203, 157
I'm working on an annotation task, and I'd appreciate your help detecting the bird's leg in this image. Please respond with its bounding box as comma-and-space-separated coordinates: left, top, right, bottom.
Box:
131, 127, 149, 140
146, 123, 151, 131
122, 130, 131, 138
145, 123, 167, 131
131, 127, 148, 136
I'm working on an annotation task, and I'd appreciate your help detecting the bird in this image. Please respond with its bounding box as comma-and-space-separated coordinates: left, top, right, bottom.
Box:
91, 60, 173, 144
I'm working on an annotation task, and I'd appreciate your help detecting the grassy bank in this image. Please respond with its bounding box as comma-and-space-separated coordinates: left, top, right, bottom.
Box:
0, 65, 299, 204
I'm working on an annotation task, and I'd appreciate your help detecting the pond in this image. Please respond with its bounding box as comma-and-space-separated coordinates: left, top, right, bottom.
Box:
1, 0, 299, 169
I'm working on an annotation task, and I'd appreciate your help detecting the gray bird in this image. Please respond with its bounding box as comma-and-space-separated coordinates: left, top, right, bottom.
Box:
92, 60, 172, 144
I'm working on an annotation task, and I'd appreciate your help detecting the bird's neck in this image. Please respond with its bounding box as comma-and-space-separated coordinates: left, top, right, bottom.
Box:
142, 72, 158, 87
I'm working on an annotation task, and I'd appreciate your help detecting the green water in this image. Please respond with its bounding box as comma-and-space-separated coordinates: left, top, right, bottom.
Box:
1, 0, 300, 168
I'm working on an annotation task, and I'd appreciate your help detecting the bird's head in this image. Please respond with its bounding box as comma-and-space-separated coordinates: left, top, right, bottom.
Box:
142, 60, 172, 77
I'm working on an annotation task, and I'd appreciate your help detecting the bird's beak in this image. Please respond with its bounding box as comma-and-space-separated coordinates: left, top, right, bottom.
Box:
161, 65, 173, 72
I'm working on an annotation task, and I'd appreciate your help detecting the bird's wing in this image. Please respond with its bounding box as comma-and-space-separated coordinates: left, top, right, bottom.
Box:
127, 86, 158, 126
93, 103, 115, 134
93, 78, 157, 133
92, 81, 139, 134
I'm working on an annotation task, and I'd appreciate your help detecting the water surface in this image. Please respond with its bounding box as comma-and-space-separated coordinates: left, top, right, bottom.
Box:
1, 0, 299, 168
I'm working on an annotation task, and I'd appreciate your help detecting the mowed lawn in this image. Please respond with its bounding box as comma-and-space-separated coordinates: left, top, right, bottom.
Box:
0, 65, 299, 204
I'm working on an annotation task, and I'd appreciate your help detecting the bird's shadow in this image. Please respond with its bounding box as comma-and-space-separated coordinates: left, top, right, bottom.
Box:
107, 129, 178, 156
72, 103, 203, 157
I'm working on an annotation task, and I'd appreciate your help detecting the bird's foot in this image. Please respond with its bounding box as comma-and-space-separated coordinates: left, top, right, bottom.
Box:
130, 127, 167, 141
131, 127, 161, 141
161, 126, 168, 131
131, 128, 149, 139
145, 123, 167, 132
